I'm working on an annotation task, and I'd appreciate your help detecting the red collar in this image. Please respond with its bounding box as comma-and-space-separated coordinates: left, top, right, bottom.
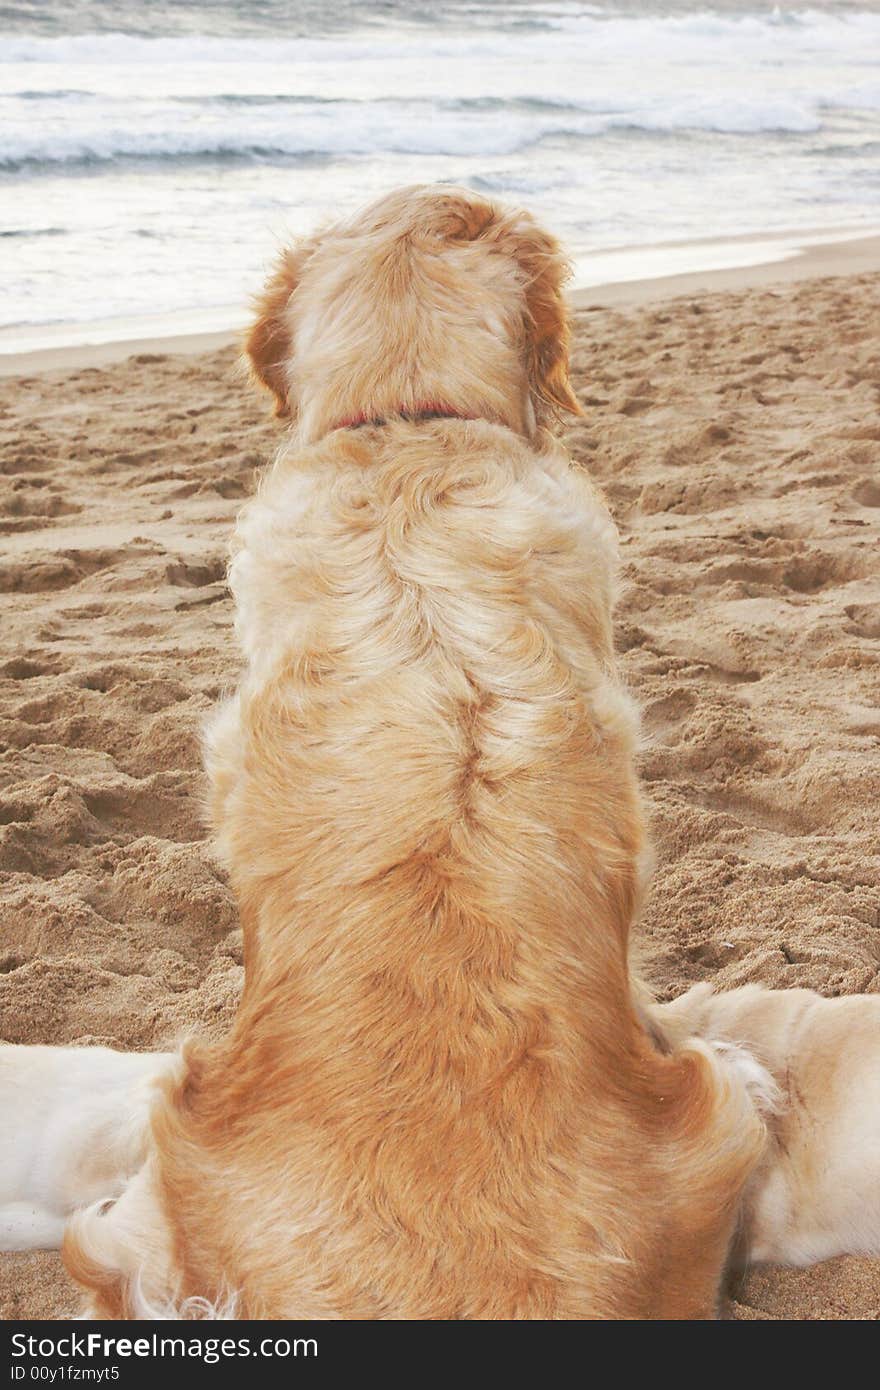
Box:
332, 401, 477, 432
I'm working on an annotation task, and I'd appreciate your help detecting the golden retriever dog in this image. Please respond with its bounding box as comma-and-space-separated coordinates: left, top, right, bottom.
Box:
6, 186, 785, 1319
657, 984, 880, 1268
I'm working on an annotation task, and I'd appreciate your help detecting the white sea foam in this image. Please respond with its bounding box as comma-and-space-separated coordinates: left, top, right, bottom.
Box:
0, 93, 840, 172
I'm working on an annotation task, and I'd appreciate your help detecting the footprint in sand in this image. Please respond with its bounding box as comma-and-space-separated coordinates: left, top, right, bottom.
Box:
852, 479, 880, 508
0, 483, 82, 532
781, 553, 868, 594
687, 785, 820, 838
700, 548, 869, 596
165, 557, 226, 588
638, 475, 740, 516
0, 445, 57, 476
661, 421, 735, 468
844, 604, 880, 639
0, 656, 66, 680
0, 548, 134, 595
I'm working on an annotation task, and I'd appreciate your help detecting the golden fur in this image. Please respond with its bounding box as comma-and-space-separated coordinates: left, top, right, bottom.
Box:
62, 186, 774, 1319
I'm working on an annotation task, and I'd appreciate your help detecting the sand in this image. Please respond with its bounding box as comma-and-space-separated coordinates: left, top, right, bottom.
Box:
1, 265, 878, 1320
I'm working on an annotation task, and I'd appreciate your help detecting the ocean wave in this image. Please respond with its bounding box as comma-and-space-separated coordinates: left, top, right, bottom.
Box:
0, 225, 66, 237
11, 88, 95, 99
5, 10, 880, 66
809, 139, 880, 159
0, 145, 342, 175
0, 92, 833, 174
1, 1, 872, 45
7, 87, 879, 121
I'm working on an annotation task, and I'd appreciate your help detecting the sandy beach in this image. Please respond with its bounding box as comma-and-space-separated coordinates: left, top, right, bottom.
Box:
1, 253, 878, 1320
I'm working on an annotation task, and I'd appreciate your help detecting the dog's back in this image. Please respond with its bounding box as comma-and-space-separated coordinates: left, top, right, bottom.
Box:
181, 424, 642, 1318
108, 425, 757, 1318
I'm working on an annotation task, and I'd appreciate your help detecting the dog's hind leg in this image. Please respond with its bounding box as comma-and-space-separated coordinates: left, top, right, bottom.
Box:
0, 1044, 176, 1251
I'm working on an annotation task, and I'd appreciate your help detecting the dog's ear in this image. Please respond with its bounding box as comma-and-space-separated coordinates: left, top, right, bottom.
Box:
412, 189, 582, 420
245, 244, 310, 418
501, 213, 583, 419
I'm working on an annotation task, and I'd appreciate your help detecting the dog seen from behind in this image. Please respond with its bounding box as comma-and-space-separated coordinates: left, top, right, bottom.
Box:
21, 187, 784, 1318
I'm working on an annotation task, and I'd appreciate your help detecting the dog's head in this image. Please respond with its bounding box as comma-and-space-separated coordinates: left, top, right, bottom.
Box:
245, 185, 581, 439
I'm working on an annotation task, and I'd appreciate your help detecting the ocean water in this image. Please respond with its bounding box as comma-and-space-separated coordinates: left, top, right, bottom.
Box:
1, 1, 879, 346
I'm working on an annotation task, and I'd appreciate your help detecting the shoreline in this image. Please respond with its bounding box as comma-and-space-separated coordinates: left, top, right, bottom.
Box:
571, 229, 880, 308
1, 227, 879, 380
